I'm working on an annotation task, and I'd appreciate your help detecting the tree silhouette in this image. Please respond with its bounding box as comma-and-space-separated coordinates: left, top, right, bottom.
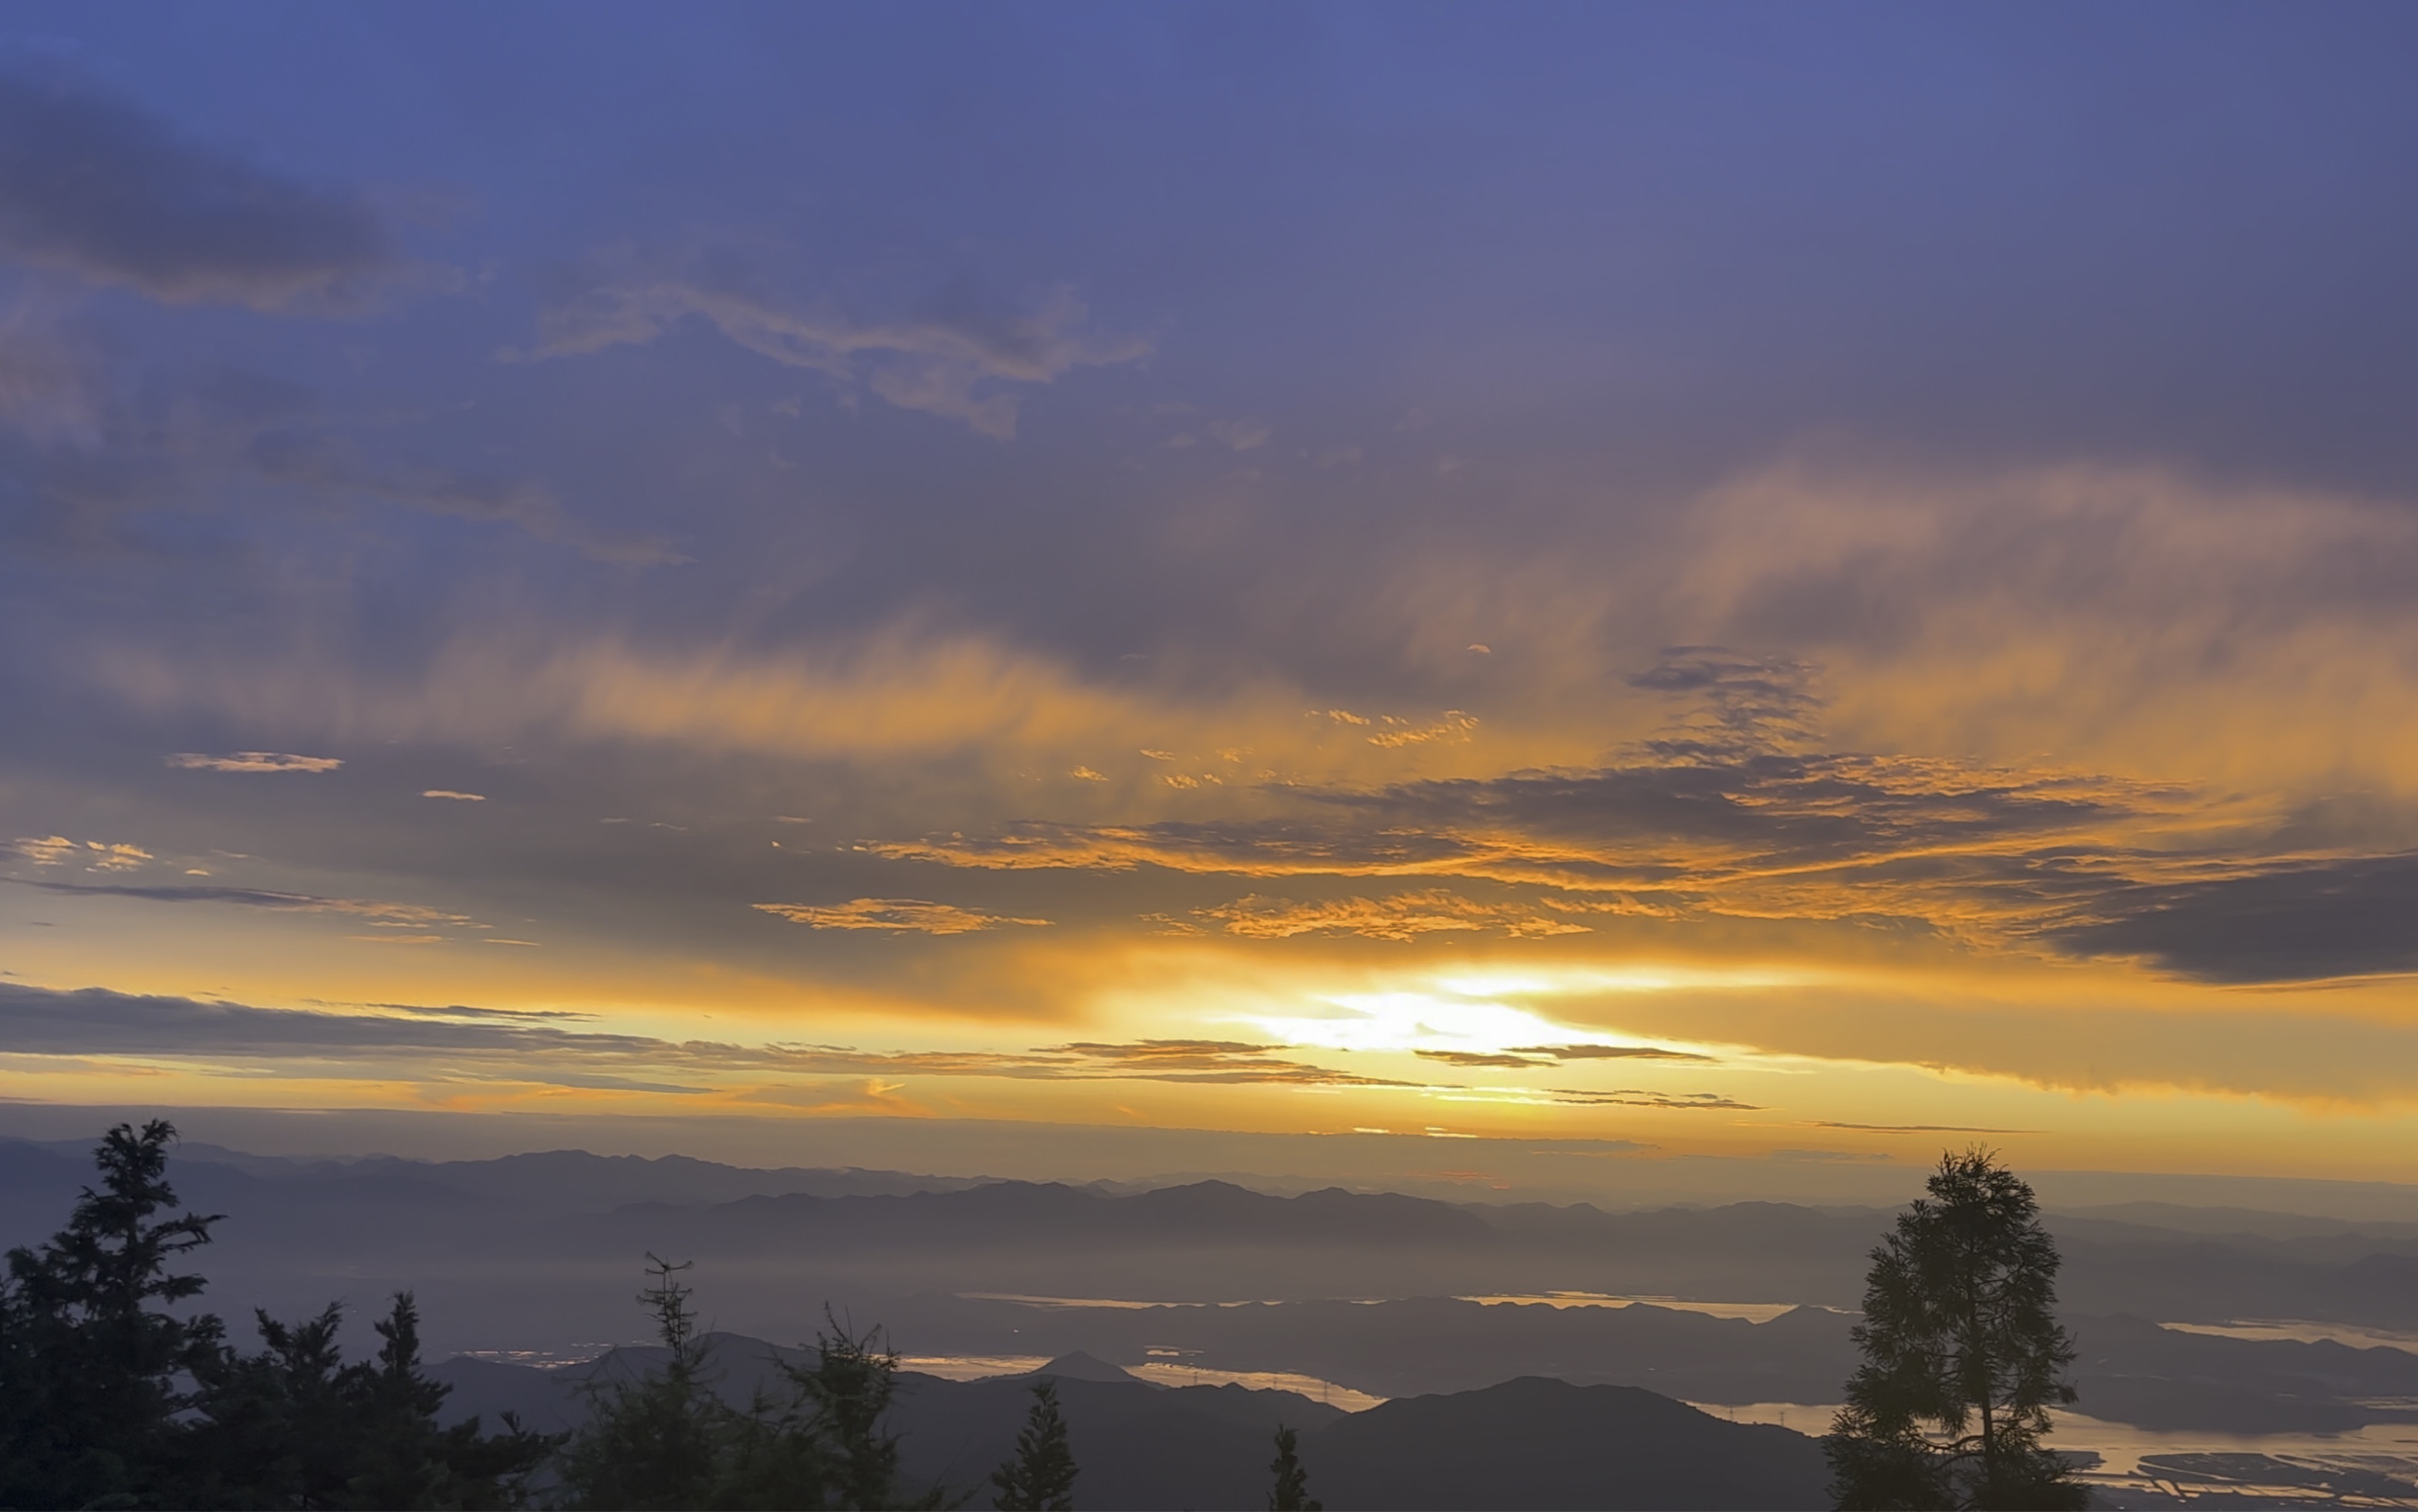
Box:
0, 1119, 225, 1507
1267, 1423, 1321, 1512
990, 1379, 1077, 1510
1829, 1149, 2086, 1510
556, 1255, 728, 1510
775, 1306, 941, 1510
1, 1123, 549, 1509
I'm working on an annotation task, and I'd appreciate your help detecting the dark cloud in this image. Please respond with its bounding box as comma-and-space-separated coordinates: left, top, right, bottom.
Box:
876, 744, 2418, 984
1626, 647, 1820, 754
0, 983, 1416, 1090
2046, 852, 2418, 984
5, 878, 481, 931
876, 748, 2167, 903
0, 69, 393, 310
1508, 1045, 1715, 1063
1415, 1049, 1545, 1068
1544, 1089, 1761, 1111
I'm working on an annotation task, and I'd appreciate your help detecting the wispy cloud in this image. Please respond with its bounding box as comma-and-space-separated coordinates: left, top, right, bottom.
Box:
514, 259, 1147, 439
1191, 889, 1596, 942
5, 878, 481, 930
753, 899, 1051, 934
168, 751, 342, 774
0, 983, 1417, 1091
8, 836, 150, 872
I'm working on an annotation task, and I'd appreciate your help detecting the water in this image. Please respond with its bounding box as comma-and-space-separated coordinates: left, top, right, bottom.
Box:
897, 1352, 1386, 1411
1702, 1402, 2418, 1507
1457, 1292, 1834, 1323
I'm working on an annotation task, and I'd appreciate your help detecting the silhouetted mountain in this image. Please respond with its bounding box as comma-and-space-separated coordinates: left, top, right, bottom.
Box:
431, 1338, 1828, 1510
1311, 1376, 1829, 1510
14, 1134, 2418, 1439
1022, 1352, 1146, 1384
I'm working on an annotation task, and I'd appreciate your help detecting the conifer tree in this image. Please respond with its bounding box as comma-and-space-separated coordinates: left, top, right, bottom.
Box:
1267, 1423, 1321, 1512
1829, 1149, 2087, 1511
346, 1292, 558, 1509
556, 1255, 728, 1510
0, 1119, 225, 1508
990, 1379, 1077, 1511
776, 1307, 940, 1510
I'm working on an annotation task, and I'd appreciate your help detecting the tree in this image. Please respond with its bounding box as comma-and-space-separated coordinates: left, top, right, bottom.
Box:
556, 1256, 728, 1510
1828, 1149, 2087, 1511
1267, 1423, 1321, 1512
0, 1119, 225, 1508
337, 1292, 558, 1509
775, 1307, 940, 1510
990, 1379, 1076, 1511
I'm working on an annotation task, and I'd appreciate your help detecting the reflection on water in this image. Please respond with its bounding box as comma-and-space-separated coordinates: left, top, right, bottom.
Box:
961, 1291, 1845, 1326
900, 1354, 1053, 1380
958, 1292, 1271, 1310
453, 1345, 620, 1369
898, 1353, 1383, 1411
1697, 1402, 2418, 1507
2162, 1319, 2418, 1353
1127, 1362, 1386, 1412
1461, 1293, 1837, 1324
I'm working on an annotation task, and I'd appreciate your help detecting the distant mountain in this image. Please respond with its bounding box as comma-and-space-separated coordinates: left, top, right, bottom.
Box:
430, 1338, 1829, 1510
13, 1134, 2418, 1439
1312, 1376, 1829, 1511
1022, 1351, 1147, 1384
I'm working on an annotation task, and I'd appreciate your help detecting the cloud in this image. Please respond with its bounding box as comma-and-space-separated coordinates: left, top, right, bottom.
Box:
753, 899, 1052, 934
1191, 889, 1596, 942
0, 981, 1417, 1092
1207, 417, 1269, 451
515, 262, 1147, 438
1542, 1088, 1760, 1110
420, 789, 485, 802
167, 751, 342, 774
5, 877, 481, 930
1508, 1044, 1716, 1062
0, 69, 393, 310
2045, 852, 2418, 984
1626, 647, 1820, 755
868, 738, 2166, 903
1365, 711, 1481, 749
1415, 1048, 1547, 1068
8, 836, 149, 872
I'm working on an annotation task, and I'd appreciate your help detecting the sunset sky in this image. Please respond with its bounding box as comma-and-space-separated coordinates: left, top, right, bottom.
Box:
7, 3, 2418, 1186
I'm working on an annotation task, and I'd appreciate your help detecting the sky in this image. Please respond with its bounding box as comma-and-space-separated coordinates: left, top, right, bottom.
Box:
6, 2, 2418, 1188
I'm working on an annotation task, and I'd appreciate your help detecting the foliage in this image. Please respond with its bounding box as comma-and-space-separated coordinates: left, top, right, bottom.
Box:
989, 1380, 1076, 1511
0, 1119, 225, 1507
1267, 1422, 1322, 1512
556, 1257, 731, 1510
1827, 1149, 2088, 1511
556, 1265, 940, 1510
772, 1308, 943, 1511
0, 1122, 554, 1510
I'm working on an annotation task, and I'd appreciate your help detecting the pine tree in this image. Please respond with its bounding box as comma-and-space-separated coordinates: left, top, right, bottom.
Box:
990, 1379, 1077, 1510
776, 1306, 939, 1510
1828, 1149, 2088, 1511
346, 1292, 558, 1509
1267, 1423, 1321, 1512
0, 1119, 225, 1508
556, 1256, 728, 1510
